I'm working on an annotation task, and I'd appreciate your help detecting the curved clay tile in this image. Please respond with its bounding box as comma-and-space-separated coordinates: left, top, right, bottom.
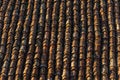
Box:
85, 0, 94, 80
62, 0, 73, 80
39, 0, 53, 80
78, 0, 87, 80
23, 0, 40, 80
93, 0, 102, 80
31, 0, 47, 80
107, 0, 117, 79
15, 0, 34, 80
7, 0, 28, 80
100, 0, 109, 80
0, 0, 9, 42
0, 0, 119, 80
114, 0, 120, 79
70, 0, 80, 80
47, 0, 60, 80
0, 1, 16, 77
55, 0, 66, 80
1, 1, 20, 80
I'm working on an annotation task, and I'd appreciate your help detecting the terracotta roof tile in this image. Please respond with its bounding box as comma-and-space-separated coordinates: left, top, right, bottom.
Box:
0, 0, 120, 80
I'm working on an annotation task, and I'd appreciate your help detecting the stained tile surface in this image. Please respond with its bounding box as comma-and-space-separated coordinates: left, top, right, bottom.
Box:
0, 0, 120, 80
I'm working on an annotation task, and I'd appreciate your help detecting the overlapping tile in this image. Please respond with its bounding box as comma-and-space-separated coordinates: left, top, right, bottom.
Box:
0, 0, 119, 80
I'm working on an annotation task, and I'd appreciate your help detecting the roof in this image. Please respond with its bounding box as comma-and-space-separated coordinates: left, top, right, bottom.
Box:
0, 0, 120, 80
